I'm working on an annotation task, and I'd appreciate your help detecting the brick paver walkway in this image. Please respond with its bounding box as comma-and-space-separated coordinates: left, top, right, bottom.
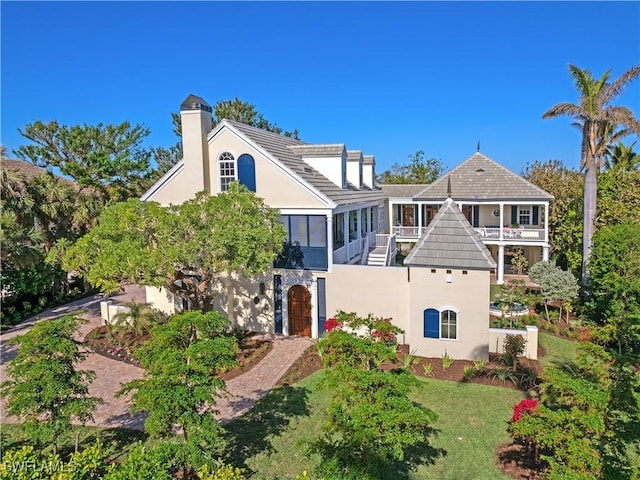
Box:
1, 286, 313, 430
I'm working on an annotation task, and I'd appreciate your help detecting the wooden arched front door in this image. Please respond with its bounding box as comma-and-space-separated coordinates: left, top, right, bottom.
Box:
288, 285, 311, 337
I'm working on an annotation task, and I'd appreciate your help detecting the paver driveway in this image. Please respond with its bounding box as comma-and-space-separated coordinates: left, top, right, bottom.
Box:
1, 286, 313, 430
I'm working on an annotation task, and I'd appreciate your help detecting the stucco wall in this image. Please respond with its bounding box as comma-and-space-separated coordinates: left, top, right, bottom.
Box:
146, 167, 193, 207
207, 129, 328, 209
323, 264, 410, 334
489, 325, 538, 360
408, 268, 491, 360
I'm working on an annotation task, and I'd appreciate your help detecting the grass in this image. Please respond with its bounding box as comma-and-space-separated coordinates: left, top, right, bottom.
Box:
538, 331, 578, 370
490, 284, 502, 301
223, 372, 522, 479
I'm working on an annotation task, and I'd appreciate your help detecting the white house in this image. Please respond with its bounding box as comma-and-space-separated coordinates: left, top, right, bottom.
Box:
137, 94, 543, 360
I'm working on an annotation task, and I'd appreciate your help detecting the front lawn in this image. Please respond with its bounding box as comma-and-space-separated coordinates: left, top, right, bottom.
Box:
538, 331, 578, 370
224, 372, 522, 479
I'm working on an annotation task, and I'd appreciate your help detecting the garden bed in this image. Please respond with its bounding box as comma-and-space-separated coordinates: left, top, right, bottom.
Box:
84, 326, 272, 379
277, 343, 543, 391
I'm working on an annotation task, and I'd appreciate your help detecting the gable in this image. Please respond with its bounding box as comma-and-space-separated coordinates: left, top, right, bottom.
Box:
207, 127, 332, 209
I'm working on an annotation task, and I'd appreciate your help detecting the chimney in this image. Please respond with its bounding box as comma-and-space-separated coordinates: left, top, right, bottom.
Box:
180, 94, 213, 197
346, 150, 363, 189
362, 155, 376, 188
288, 144, 347, 188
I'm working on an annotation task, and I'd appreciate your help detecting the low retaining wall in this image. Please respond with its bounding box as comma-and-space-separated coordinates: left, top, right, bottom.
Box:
99, 300, 132, 326
489, 325, 538, 360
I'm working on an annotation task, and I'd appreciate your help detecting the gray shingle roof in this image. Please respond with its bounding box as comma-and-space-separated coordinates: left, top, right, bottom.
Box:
415, 152, 553, 201
404, 198, 497, 270
380, 184, 432, 198
288, 144, 345, 157
347, 150, 362, 161
363, 155, 375, 165
223, 120, 385, 206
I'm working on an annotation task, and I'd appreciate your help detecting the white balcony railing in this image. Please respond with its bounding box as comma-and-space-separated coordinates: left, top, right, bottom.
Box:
347, 238, 363, 260
392, 226, 423, 238
476, 227, 546, 242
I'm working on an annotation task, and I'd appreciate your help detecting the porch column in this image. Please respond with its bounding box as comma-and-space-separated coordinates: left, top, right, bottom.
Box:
544, 202, 549, 243
327, 213, 334, 271
418, 203, 423, 235
542, 245, 549, 262
389, 201, 395, 235
497, 244, 505, 285
344, 212, 349, 248
499, 203, 504, 241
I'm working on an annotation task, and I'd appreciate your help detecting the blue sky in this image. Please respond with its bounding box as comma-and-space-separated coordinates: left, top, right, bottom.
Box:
2, 1, 639, 175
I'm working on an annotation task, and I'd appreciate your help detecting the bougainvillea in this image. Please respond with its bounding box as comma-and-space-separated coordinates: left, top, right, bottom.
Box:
510, 398, 539, 422
324, 318, 342, 332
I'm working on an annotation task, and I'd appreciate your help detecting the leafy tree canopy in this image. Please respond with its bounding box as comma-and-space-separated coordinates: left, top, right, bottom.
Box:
587, 222, 640, 355
377, 150, 444, 184
15, 120, 152, 196
170, 97, 299, 140
59, 182, 287, 311
0, 315, 101, 454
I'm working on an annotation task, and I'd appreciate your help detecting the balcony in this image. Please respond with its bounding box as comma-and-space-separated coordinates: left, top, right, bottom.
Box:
392, 225, 546, 243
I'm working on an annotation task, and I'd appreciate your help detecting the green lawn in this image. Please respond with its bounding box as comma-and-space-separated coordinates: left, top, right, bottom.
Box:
224, 372, 523, 479
538, 331, 578, 370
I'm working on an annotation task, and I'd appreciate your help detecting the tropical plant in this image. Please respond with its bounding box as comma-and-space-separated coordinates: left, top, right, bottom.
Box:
311, 312, 437, 478
422, 362, 435, 377
463, 365, 475, 381
0, 315, 101, 454
111, 301, 166, 337
503, 334, 527, 372
118, 311, 238, 477
441, 351, 454, 370
543, 64, 640, 291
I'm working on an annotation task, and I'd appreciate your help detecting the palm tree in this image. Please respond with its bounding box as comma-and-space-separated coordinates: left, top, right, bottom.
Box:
543, 65, 640, 291
606, 140, 639, 171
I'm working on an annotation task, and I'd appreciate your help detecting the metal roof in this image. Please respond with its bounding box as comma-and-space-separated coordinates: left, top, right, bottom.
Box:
225, 120, 385, 206
404, 198, 497, 270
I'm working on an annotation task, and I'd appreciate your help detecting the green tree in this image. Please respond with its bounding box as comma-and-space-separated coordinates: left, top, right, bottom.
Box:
522, 160, 584, 273
528, 261, 579, 323
0, 315, 101, 454
170, 97, 299, 140
587, 222, 640, 355
118, 311, 238, 477
377, 150, 444, 184
508, 343, 640, 480
605, 141, 639, 171
311, 312, 438, 479
15, 120, 152, 198
596, 162, 640, 231
61, 183, 286, 312
543, 65, 640, 291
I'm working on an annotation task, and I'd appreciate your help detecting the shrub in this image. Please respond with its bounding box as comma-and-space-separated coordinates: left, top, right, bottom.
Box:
510, 399, 539, 422
503, 334, 527, 371
196, 461, 246, 480
441, 351, 454, 370
473, 359, 487, 374
462, 366, 475, 381
422, 362, 435, 377
324, 318, 342, 332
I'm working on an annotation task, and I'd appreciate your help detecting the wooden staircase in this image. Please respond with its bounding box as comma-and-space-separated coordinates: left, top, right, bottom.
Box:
367, 247, 388, 266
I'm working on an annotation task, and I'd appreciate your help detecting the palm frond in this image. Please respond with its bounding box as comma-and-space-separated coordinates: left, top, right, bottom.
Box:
602, 65, 640, 104
542, 102, 581, 119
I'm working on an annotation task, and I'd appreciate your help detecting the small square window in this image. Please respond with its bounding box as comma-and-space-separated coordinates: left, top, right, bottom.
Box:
446, 269, 452, 274
462, 270, 468, 275
431, 269, 436, 274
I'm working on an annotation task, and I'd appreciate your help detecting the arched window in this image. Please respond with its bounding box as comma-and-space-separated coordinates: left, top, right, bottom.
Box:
440, 310, 457, 339
237, 154, 256, 192
423, 307, 458, 340
219, 152, 235, 192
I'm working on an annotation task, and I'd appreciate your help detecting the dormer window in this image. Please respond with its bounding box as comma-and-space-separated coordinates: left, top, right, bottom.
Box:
219, 152, 236, 192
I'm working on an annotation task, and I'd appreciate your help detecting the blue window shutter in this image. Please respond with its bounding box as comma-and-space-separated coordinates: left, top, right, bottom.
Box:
472, 205, 479, 227
511, 206, 518, 225
532, 206, 539, 225
423, 308, 439, 338
237, 154, 256, 192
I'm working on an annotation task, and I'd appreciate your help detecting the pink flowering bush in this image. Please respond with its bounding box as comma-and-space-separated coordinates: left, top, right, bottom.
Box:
324, 318, 342, 332
510, 398, 539, 422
